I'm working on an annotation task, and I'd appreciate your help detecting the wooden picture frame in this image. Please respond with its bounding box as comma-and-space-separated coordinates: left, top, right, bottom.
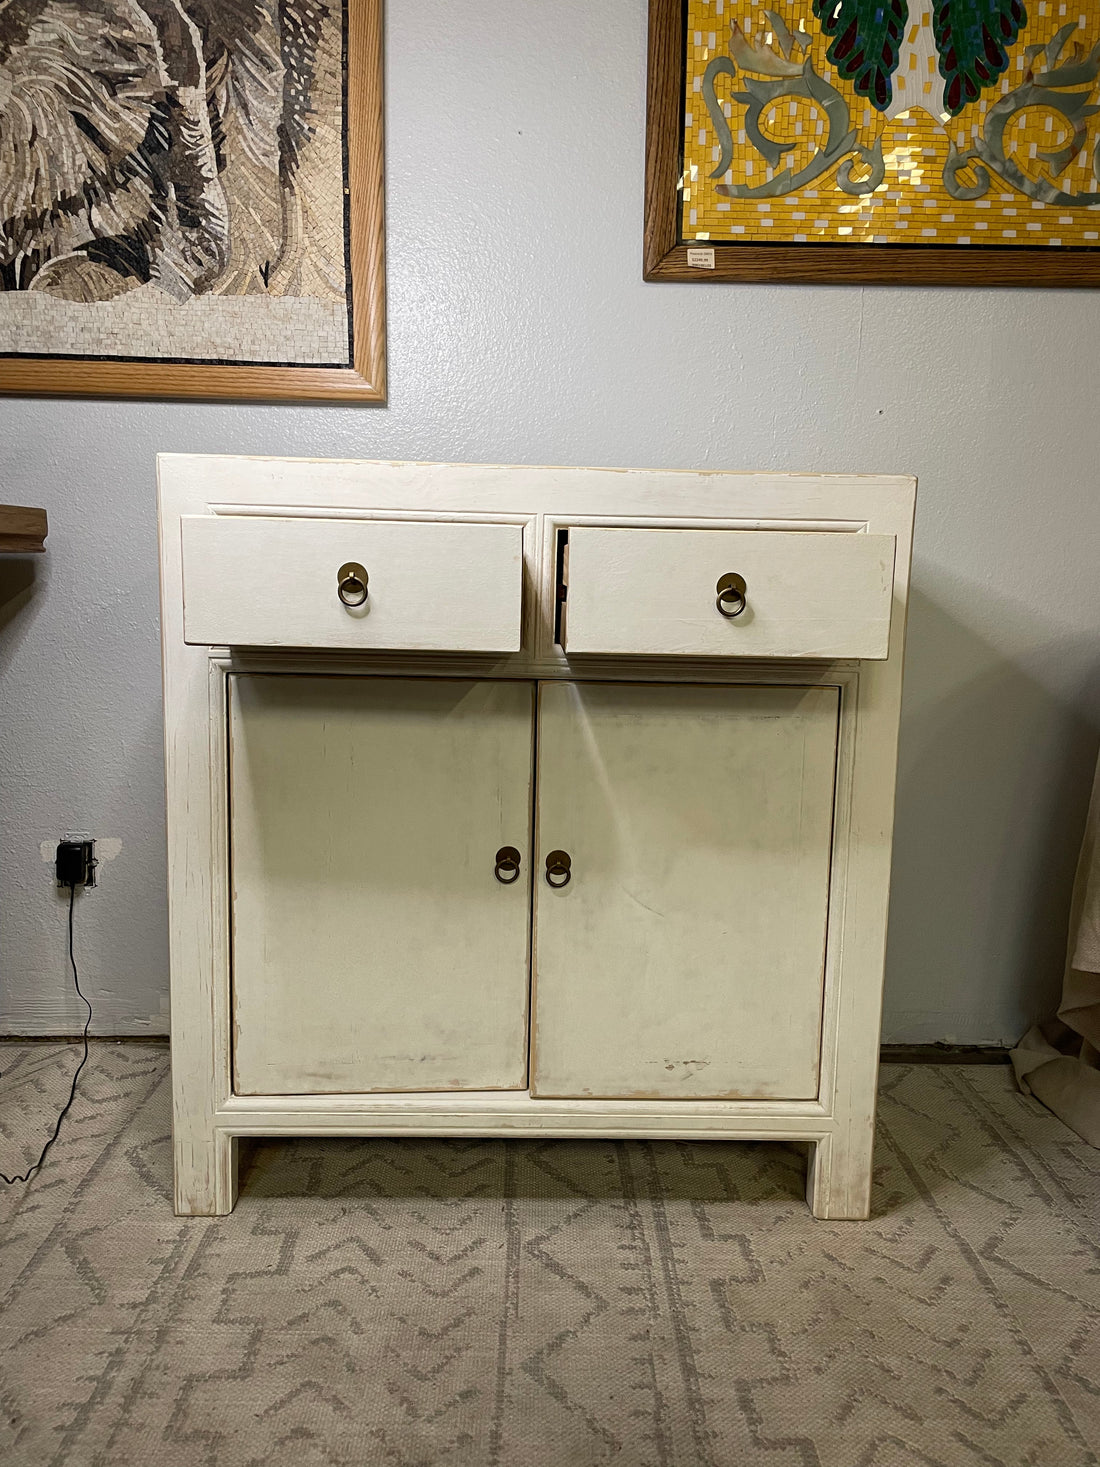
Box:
0, 1, 385, 401
645, 0, 1100, 285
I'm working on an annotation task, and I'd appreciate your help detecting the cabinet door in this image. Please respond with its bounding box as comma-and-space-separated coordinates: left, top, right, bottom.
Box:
230, 676, 534, 1094
532, 681, 839, 1099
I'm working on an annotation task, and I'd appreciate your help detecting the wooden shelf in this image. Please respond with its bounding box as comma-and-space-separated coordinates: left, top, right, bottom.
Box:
0, 506, 47, 553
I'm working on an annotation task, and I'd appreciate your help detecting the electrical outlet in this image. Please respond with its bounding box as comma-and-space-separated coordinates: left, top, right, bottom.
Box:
55, 839, 97, 889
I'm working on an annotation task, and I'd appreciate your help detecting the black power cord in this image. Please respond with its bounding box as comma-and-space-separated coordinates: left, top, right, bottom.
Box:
1, 883, 93, 1185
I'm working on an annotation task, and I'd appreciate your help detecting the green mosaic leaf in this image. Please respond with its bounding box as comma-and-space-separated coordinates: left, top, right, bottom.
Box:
811, 0, 907, 110
934, 0, 1027, 115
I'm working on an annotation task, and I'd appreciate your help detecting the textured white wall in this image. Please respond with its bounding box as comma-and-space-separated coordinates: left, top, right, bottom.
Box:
1, 1, 1098, 1041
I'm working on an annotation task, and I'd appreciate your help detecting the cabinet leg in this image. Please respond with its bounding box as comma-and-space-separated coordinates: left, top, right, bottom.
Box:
806, 1129, 874, 1220
173, 1129, 240, 1216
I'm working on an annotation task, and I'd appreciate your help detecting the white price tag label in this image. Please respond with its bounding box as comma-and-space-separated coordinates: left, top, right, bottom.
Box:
686, 247, 716, 269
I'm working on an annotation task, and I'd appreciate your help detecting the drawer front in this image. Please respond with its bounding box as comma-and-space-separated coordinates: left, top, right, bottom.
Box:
182, 516, 524, 652
562, 527, 895, 659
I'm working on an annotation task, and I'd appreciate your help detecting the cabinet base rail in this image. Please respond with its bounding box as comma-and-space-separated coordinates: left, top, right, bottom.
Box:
173, 1096, 876, 1222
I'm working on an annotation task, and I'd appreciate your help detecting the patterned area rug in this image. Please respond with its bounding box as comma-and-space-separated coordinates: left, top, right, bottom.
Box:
0, 1043, 1097, 1467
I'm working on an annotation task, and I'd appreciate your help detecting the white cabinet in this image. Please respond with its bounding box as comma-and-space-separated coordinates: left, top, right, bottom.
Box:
159, 458, 914, 1221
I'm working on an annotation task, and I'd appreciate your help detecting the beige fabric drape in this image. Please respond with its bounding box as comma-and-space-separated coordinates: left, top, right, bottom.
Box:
1011, 752, 1100, 1146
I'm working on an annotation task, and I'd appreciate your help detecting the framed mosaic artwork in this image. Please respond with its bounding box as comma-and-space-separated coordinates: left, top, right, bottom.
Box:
0, 0, 384, 401
645, 0, 1100, 282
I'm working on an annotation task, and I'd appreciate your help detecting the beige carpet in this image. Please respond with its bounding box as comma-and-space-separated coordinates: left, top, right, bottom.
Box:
0, 1044, 1097, 1467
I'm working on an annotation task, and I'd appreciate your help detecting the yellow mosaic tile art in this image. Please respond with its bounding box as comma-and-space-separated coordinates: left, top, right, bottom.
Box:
682, 0, 1100, 245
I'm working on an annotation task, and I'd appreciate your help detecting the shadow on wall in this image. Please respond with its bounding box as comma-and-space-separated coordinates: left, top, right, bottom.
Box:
886, 583, 1100, 1045
0, 558, 39, 665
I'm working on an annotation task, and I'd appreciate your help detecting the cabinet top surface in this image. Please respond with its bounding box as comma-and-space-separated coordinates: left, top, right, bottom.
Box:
157, 455, 915, 529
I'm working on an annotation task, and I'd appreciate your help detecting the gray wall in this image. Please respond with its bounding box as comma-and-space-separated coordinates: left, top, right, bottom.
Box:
1, 1, 1098, 1042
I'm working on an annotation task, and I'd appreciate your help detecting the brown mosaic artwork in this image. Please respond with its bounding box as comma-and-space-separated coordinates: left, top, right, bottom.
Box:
0, 1, 351, 366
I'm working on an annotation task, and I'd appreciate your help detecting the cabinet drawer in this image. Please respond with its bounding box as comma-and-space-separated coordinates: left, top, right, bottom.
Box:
561, 527, 895, 659
182, 516, 524, 652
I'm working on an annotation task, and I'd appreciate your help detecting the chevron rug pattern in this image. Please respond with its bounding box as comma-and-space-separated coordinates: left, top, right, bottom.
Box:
0, 1043, 1097, 1467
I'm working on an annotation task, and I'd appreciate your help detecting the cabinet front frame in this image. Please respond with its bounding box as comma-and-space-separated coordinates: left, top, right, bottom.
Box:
159, 457, 913, 1218
189, 651, 858, 1158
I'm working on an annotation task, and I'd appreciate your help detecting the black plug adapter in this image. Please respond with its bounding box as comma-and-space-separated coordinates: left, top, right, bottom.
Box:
55, 840, 97, 889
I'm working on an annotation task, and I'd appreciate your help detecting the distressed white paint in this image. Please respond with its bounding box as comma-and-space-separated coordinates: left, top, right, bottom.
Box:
230, 675, 533, 1094
531, 681, 839, 1099
158, 460, 912, 1218
1, 0, 1099, 1051
561, 527, 895, 658
183, 516, 524, 652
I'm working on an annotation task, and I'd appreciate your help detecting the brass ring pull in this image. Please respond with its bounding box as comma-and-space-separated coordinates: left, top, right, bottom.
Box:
494, 846, 521, 884
545, 850, 572, 888
715, 572, 747, 618
337, 562, 369, 607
